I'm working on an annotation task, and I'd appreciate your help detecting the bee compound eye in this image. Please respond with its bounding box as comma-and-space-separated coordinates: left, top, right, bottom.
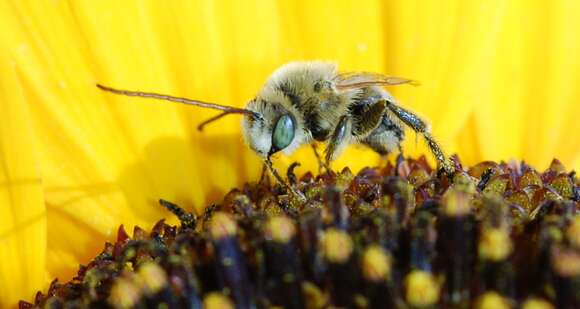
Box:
271, 114, 295, 153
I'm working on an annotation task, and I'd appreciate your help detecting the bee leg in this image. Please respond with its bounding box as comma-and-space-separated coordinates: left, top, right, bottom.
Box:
325, 116, 352, 167
265, 159, 306, 201
398, 143, 405, 157
383, 100, 454, 175
286, 162, 301, 185
159, 199, 196, 229
396, 152, 405, 167
259, 163, 269, 185
391, 144, 405, 169
424, 133, 455, 176
311, 144, 330, 174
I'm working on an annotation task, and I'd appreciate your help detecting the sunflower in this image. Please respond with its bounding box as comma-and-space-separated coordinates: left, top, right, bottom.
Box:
0, 1, 578, 307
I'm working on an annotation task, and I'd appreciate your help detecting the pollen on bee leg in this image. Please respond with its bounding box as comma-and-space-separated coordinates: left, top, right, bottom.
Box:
159, 199, 196, 229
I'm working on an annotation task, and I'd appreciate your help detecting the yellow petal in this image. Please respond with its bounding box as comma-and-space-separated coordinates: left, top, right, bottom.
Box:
0, 49, 46, 307
383, 1, 580, 170
0, 0, 391, 291
0, 1, 579, 305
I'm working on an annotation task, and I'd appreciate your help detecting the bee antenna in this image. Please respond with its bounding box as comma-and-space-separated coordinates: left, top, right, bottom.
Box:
197, 110, 264, 131
96, 84, 262, 129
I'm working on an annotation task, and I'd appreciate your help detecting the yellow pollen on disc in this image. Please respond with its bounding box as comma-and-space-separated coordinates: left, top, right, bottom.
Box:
442, 188, 472, 216
404, 270, 439, 307
322, 228, 353, 264
203, 292, 234, 309
109, 276, 142, 309
265, 215, 296, 243
474, 291, 511, 309
208, 212, 238, 240
478, 228, 513, 261
551, 247, 580, 277
521, 297, 555, 309
362, 245, 391, 282
137, 262, 168, 295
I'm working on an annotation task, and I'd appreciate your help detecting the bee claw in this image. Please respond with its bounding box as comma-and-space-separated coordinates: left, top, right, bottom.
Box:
438, 160, 456, 179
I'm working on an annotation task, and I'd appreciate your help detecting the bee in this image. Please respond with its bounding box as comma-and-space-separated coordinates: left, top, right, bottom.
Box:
97, 61, 452, 198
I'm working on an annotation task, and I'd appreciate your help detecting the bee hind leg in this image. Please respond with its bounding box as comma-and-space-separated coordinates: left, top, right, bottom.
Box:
396, 144, 406, 170
382, 100, 454, 175
324, 116, 352, 169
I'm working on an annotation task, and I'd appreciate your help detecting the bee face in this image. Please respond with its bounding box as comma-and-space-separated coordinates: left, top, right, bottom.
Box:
242, 98, 305, 158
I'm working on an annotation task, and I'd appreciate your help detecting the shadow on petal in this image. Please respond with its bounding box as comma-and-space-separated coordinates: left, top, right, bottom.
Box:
117, 134, 260, 221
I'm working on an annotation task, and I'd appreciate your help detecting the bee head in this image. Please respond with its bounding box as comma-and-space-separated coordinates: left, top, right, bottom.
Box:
242, 99, 305, 158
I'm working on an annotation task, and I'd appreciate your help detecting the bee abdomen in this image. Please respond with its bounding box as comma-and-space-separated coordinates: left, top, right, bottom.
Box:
381, 115, 404, 141
362, 115, 405, 155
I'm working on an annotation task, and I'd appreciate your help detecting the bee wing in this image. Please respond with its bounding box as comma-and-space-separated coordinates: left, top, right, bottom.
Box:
334, 72, 419, 91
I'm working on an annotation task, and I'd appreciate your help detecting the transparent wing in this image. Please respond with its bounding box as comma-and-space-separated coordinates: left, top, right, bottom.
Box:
334, 72, 419, 91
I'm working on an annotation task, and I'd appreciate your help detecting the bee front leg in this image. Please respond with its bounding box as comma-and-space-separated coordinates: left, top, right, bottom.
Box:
286, 162, 301, 185
325, 116, 353, 168
259, 162, 269, 185
383, 100, 454, 175
264, 158, 306, 201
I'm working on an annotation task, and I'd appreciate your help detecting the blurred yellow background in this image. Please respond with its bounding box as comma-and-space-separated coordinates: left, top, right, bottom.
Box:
0, 0, 579, 306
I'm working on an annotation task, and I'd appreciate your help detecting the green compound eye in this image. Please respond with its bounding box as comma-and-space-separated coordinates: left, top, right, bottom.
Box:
271, 114, 295, 154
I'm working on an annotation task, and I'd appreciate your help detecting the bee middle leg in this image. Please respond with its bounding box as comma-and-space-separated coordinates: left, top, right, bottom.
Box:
311, 144, 330, 174
324, 115, 352, 168
383, 100, 454, 175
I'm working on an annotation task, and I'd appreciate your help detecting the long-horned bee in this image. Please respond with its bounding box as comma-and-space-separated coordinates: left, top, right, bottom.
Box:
98, 61, 452, 197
